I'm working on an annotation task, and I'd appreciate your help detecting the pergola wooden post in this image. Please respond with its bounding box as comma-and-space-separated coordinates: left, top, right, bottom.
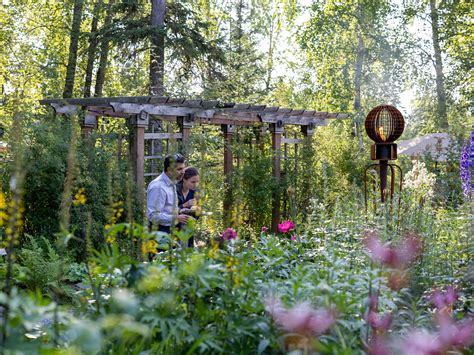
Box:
222, 124, 235, 226
178, 114, 193, 154
271, 122, 284, 232
81, 113, 97, 138
128, 111, 149, 212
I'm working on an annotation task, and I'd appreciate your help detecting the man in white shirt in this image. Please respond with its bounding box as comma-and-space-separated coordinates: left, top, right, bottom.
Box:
147, 154, 189, 234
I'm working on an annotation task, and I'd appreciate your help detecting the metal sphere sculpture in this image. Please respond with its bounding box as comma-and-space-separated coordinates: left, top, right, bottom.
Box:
365, 105, 405, 143
364, 105, 405, 207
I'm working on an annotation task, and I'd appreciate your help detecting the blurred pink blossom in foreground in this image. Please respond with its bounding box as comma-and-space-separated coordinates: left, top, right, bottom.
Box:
222, 227, 237, 240
398, 330, 443, 355
367, 335, 391, 355
436, 314, 474, 349
278, 220, 295, 234
265, 297, 336, 337
291, 234, 297, 241
368, 311, 393, 332
396, 317, 474, 354
365, 230, 421, 269
261, 226, 269, 233
366, 293, 392, 334
429, 286, 458, 310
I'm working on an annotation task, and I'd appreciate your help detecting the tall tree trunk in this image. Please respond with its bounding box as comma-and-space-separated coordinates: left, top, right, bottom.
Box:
83, 0, 103, 98
429, 0, 449, 130
149, 0, 166, 96
353, 31, 365, 147
63, 0, 84, 98
265, 12, 276, 92
94, 0, 114, 97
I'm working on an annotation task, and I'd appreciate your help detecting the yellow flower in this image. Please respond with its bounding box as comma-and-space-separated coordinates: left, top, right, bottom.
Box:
226, 256, 238, 273
73, 188, 87, 206
142, 239, 158, 255
207, 240, 219, 259
106, 234, 115, 244
0, 192, 6, 210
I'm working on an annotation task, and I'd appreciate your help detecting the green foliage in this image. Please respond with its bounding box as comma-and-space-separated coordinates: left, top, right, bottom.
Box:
3, 191, 472, 353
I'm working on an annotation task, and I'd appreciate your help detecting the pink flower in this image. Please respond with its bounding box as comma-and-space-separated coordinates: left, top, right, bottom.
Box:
429, 286, 458, 310
367, 335, 391, 355
365, 231, 420, 269
438, 316, 474, 349
278, 220, 295, 233
265, 297, 336, 337
222, 227, 237, 240
261, 226, 269, 233
367, 311, 393, 331
368, 293, 379, 312
397, 330, 444, 355
291, 234, 297, 241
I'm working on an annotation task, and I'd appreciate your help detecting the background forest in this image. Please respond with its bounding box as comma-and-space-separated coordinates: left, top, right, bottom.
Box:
0, 0, 473, 354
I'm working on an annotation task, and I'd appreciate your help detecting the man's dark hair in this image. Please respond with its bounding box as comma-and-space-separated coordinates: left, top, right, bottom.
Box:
164, 153, 185, 172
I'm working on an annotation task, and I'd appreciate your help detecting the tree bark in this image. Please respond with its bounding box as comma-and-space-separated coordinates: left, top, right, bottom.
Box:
83, 0, 103, 98
63, 0, 84, 98
429, 0, 449, 130
353, 31, 365, 147
94, 0, 114, 97
149, 0, 166, 96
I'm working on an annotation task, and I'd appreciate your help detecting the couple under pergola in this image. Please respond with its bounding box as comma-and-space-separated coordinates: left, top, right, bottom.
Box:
146, 154, 200, 248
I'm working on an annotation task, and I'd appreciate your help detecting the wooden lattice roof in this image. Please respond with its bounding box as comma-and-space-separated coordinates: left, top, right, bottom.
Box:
40, 96, 348, 127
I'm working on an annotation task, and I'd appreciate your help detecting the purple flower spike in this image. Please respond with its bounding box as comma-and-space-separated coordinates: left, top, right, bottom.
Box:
460, 129, 474, 200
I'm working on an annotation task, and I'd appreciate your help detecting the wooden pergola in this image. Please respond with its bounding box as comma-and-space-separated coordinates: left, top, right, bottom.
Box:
40, 96, 348, 231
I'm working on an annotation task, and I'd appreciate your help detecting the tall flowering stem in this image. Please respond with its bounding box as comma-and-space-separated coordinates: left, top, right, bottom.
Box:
1, 116, 26, 349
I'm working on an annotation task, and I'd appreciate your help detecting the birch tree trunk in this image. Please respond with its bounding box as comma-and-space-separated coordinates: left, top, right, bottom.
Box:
149, 0, 166, 96
83, 0, 103, 98
63, 0, 84, 98
429, 0, 449, 130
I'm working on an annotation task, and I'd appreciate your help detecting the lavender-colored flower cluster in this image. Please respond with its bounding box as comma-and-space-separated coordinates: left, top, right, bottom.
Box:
460, 129, 474, 199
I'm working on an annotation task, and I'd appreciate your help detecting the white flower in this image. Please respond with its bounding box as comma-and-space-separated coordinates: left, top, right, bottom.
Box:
404, 160, 436, 199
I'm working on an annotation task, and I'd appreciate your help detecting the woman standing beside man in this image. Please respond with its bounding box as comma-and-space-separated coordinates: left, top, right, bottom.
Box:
176, 167, 200, 247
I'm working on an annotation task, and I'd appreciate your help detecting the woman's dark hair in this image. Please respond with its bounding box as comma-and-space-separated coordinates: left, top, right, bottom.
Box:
183, 167, 199, 180
164, 153, 185, 172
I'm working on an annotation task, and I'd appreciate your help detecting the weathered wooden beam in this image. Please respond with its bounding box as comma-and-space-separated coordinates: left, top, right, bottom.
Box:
282, 138, 304, 144
148, 96, 169, 104
144, 133, 183, 140
87, 110, 129, 118
41, 96, 153, 106
51, 103, 78, 115
87, 105, 115, 112
201, 100, 220, 108
182, 99, 202, 107
110, 103, 216, 119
